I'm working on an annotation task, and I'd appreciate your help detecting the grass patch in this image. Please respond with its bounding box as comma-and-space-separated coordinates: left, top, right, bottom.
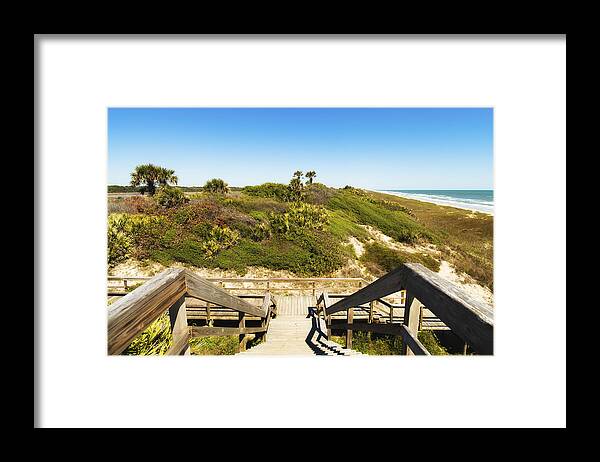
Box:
327, 190, 436, 244
108, 183, 491, 289
360, 242, 440, 277
189, 336, 239, 355
331, 330, 449, 355
364, 190, 493, 289
122, 312, 172, 355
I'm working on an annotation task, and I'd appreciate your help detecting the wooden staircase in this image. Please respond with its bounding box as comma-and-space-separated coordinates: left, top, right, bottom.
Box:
237, 302, 363, 356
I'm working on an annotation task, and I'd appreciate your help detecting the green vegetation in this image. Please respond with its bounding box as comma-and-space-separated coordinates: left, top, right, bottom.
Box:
331, 330, 448, 355
360, 242, 440, 277
189, 335, 262, 355
123, 313, 172, 355
130, 163, 178, 196
327, 189, 434, 244
366, 190, 493, 289
108, 173, 492, 289
108, 184, 142, 193
267, 202, 328, 237
242, 182, 292, 201
203, 178, 230, 194
155, 185, 189, 208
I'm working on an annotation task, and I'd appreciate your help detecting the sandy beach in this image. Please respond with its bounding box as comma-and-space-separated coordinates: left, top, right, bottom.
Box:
367, 189, 493, 215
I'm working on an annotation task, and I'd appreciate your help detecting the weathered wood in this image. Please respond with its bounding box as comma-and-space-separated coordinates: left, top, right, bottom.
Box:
185, 271, 267, 318
190, 326, 267, 337
325, 263, 493, 354
319, 292, 333, 338
402, 294, 423, 356
332, 322, 430, 356
169, 294, 190, 355
399, 324, 430, 356
346, 308, 353, 349
400, 263, 493, 354
368, 301, 374, 324
107, 268, 186, 355
166, 329, 191, 355
238, 312, 246, 352
325, 267, 406, 315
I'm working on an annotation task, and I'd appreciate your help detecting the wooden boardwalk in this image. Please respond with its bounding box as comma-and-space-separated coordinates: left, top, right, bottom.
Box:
238, 295, 363, 356
107, 267, 493, 356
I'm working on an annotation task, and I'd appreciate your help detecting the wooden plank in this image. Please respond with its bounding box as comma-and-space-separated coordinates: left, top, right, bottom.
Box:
326, 268, 406, 315
190, 326, 267, 337
319, 292, 332, 338
185, 271, 267, 318
107, 268, 186, 355
332, 322, 430, 356
326, 263, 493, 354
400, 263, 493, 354
166, 329, 191, 355
238, 312, 246, 352
399, 324, 430, 356
346, 308, 353, 349
169, 294, 190, 355
402, 294, 422, 356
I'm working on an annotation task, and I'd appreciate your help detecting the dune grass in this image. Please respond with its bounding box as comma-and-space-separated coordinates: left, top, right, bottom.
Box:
108, 184, 492, 289
360, 241, 441, 277
331, 330, 448, 355
365, 191, 493, 289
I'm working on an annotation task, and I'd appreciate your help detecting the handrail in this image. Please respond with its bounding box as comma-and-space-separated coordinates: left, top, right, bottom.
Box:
108, 268, 274, 355
185, 271, 266, 318
108, 268, 187, 355
323, 263, 493, 354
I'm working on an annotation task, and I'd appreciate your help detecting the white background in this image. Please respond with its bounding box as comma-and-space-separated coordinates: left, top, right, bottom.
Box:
36, 35, 566, 428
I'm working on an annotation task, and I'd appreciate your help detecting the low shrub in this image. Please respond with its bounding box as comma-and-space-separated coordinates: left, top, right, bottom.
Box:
200, 225, 240, 258
250, 221, 271, 241
331, 330, 448, 355
242, 182, 292, 201
327, 190, 434, 243
107, 213, 167, 267
203, 178, 230, 194
155, 185, 189, 208
304, 183, 336, 205
267, 202, 329, 237
360, 242, 440, 276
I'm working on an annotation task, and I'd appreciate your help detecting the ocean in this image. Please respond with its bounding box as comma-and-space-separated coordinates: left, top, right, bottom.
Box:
379, 190, 494, 215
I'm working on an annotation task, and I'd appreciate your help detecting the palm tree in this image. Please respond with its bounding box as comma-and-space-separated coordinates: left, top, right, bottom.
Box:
293, 170, 303, 180
305, 170, 316, 185
157, 168, 178, 186
204, 178, 230, 194
130, 164, 178, 196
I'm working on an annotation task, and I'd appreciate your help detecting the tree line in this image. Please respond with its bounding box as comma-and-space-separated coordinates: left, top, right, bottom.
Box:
110, 163, 319, 207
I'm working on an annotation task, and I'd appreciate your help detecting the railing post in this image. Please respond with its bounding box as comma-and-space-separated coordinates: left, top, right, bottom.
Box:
368, 300, 374, 324
402, 294, 423, 356
123, 279, 128, 291
346, 307, 353, 349
238, 312, 247, 352
169, 294, 190, 355
312, 281, 316, 297
206, 301, 213, 327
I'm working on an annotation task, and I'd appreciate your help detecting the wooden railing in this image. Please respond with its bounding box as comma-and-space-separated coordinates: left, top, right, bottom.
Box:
108, 276, 371, 297
317, 263, 494, 355
107, 269, 276, 355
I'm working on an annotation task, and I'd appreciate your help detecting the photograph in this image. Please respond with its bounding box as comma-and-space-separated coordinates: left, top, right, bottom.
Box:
107, 107, 494, 356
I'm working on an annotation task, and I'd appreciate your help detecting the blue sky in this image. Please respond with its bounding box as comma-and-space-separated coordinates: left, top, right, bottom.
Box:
108, 108, 493, 189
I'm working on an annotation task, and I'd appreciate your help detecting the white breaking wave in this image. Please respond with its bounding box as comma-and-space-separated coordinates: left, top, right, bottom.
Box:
375, 190, 494, 215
